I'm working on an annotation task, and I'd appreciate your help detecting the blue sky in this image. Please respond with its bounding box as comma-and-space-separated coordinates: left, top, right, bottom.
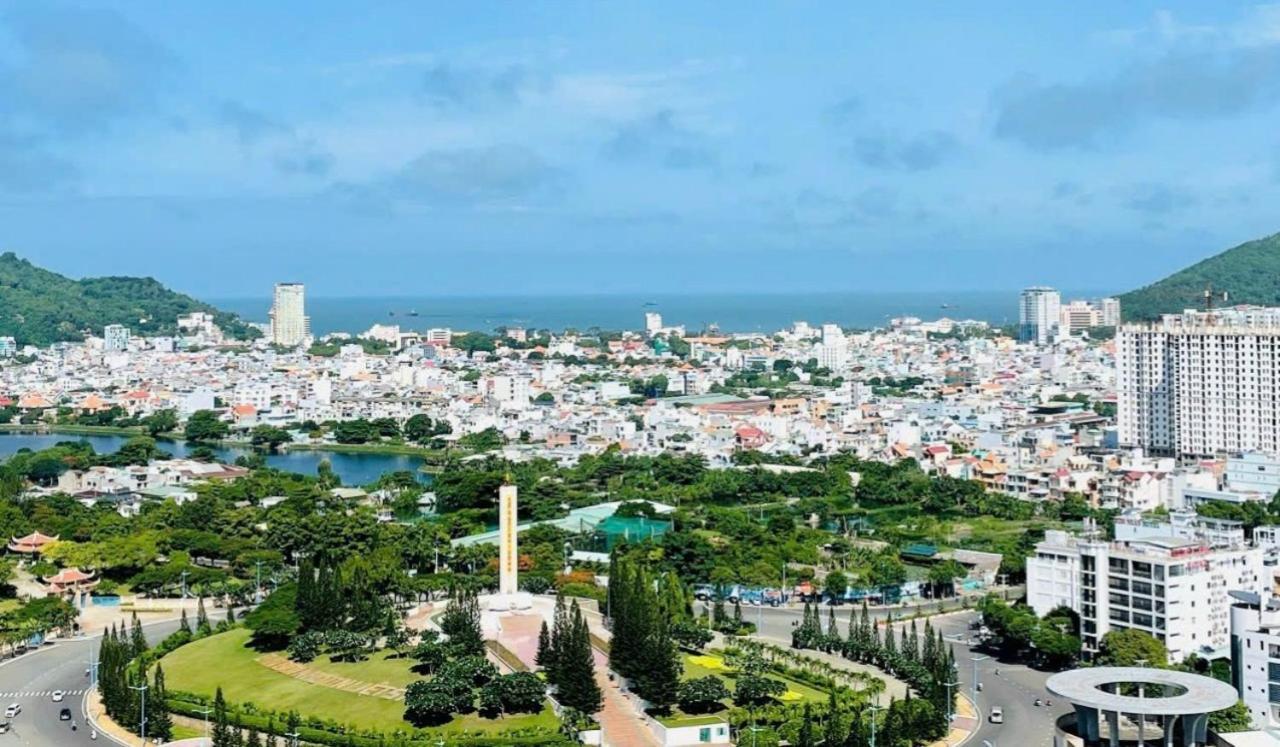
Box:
2, 2, 1280, 297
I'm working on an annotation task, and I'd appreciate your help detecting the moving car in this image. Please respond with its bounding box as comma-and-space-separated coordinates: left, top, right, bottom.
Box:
989, 706, 1003, 724
59, 707, 72, 721
0, 721, 10, 733
51, 690, 64, 702
3, 704, 19, 719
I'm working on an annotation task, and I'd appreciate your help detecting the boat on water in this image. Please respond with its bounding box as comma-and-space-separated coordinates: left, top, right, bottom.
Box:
407, 309, 419, 317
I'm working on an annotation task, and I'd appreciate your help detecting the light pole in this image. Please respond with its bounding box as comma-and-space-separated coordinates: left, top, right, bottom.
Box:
255, 560, 263, 604
970, 654, 990, 701
128, 681, 147, 747
194, 705, 213, 740
180, 569, 189, 600
868, 700, 884, 747
87, 656, 99, 688
944, 679, 960, 721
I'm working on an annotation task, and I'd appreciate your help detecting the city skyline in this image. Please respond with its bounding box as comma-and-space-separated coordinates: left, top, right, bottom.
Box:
2, 3, 1280, 297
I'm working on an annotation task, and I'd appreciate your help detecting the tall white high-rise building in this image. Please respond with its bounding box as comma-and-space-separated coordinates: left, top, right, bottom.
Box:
269, 283, 310, 347
645, 312, 663, 336
0, 337, 17, 357
103, 324, 131, 352
1100, 297, 1121, 327
1019, 286, 1061, 344
819, 323, 848, 369
1118, 307, 1280, 458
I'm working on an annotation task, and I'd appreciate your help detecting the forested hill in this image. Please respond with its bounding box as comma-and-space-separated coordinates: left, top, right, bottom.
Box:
1119, 231, 1280, 321
0, 253, 259, 345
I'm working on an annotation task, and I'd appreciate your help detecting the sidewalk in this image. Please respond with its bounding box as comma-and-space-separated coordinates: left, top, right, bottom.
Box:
930, 693, 979, 747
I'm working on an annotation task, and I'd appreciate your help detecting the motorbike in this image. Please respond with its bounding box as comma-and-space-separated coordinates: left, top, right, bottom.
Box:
1034, 698, 1043, 707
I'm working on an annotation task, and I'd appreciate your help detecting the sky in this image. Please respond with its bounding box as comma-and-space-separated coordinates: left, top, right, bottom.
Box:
2, 2, 1280, 298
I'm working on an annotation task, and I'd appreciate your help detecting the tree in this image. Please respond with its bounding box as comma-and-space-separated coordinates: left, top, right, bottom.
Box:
186, 410, 229, 442
824, 570, 849, 598
535, 620, 552, 669
677, 676, 729, 714
496, 672, 546, 714
211, 687, 232, 747
1208, 701, 1253, 733
439, 587, 484, 658
143, 409, 179, 437
250, 425, 293, 452
555, 600, 602, 714
150, 664, 174, 743
1098, 629, 1168, 667
404, 680, 457, 726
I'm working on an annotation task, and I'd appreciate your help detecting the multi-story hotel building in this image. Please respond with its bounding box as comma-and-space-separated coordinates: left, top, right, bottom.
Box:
1117, 307, 1280, 458
269, 282, 310, 347
1027, 525, 1266, 662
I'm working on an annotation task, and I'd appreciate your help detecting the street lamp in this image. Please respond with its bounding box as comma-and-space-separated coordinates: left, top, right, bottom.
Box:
193, 706, 213, 740
255, 560, 263, 604
944, 680, 960, 721
970, 654, 990, 701
87, 657, 99, 688
868, 700, 885, 747
180, 569, 189, 600
128, 681, 147, 747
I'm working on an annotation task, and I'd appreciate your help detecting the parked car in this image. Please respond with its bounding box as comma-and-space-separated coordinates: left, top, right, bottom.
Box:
59, 708, 72, 721
4, 704, 19, 719
989, 707, 1003, 724
51, 691, 64, 702
0, 720, 10, 733
761, 588, 785, 607
692, 584, 715, 602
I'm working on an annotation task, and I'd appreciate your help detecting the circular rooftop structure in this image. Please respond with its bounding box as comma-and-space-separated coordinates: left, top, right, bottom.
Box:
1046, 667, 1237, 716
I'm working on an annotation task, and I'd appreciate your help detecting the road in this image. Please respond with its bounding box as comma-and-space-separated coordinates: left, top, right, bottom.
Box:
693, 590, 1024, 643
0, 615, 203, 747
930, 611, 1069, 747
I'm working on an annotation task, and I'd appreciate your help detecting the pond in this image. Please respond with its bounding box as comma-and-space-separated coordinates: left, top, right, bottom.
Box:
0, 432, 431, 487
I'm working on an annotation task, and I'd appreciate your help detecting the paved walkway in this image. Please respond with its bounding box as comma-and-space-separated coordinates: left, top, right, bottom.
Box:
491, 601, 660, 747
257, 653, 406, 700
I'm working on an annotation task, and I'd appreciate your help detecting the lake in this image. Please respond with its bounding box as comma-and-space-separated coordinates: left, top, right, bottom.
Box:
0, 432, 428, 487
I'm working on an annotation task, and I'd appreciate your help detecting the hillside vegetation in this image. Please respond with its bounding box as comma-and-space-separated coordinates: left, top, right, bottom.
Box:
1119, 232, 1280, 321
0, 253, 258, 345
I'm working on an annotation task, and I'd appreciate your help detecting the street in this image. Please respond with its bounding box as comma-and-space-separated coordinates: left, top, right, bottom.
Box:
929, 612, 1069, 747
0, 615, 201, 747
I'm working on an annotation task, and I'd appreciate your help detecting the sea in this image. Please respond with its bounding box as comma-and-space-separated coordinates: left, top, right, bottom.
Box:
213, 290, 1115, 337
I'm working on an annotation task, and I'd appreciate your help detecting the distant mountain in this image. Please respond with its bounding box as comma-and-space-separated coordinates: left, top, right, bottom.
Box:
1118, 232, 1280, 321
0, 253, 259, 346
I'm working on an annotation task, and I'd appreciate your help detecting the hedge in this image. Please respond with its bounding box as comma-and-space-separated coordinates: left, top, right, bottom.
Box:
167, 693, 574, 747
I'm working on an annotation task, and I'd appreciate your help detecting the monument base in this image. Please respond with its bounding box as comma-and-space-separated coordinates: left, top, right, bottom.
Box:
484, 591, 533, 612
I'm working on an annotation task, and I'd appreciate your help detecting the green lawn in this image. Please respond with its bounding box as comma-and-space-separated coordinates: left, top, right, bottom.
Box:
660, 651, 828, 726
307, 648, 419, 688
160, 628, 558, 735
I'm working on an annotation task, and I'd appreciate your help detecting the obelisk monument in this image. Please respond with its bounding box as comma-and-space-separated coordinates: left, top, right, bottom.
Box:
498, 478, 518, 596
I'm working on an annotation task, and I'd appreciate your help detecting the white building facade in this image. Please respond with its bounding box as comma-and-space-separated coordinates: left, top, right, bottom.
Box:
269, 282, 310, 347
1118, 308, 1280, 458
1027, 528, 1266, 662
1019, 286, 1061, 344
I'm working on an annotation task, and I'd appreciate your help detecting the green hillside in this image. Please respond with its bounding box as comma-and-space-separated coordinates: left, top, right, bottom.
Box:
0, 253, 259, 346
1119, 232, 1280, 321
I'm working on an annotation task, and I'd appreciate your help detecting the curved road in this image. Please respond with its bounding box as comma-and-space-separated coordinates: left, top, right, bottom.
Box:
0, 616, 206, 747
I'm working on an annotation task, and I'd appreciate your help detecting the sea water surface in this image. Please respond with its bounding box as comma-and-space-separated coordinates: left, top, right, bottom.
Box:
214, 290, 1115, 336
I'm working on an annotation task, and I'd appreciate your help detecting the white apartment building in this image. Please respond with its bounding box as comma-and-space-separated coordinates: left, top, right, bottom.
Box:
1019, 286, 1061, 344
269, 282, 310, 347
103, 324, 131, 352
819, 323, 848, 370
1117, 308, 1280, 458
1229, 591, 1280, 728
645, 312, 663, 336
0, 337, 15, 357
424, 328, 452, 346
1027, 526, 1266, 661
1101, 297, 1121, 327
1059, 298, 1121, 334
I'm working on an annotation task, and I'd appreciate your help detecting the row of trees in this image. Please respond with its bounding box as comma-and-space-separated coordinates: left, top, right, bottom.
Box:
793, 602, 958, 744
606, 554, 686, 714
98, 616, 174, 743
537, 595, 603, 714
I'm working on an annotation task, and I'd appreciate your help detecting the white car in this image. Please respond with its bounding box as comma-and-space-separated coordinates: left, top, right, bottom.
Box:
3, 703, 18, 718
51, 691, 64, 702
989, 706, 1003, 724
